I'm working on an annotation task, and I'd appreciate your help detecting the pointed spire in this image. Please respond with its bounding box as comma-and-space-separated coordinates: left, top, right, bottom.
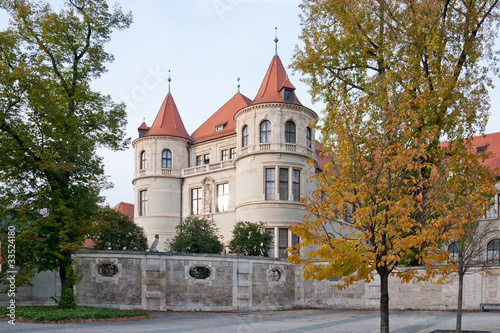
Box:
167, 70, 171, 95
274, 27, 279, 56
144, 88, 190, 140
237, 77, 240, 93
252, 55, 302, 106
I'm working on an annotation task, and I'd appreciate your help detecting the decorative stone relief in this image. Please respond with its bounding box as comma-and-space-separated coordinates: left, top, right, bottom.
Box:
202, 177, 214, 213
189, 266, 211, 280
268, 269, 281, 281
98, 263, 119, 277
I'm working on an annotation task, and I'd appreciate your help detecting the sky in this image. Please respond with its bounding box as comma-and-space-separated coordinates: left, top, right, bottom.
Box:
1, 0, 499, 207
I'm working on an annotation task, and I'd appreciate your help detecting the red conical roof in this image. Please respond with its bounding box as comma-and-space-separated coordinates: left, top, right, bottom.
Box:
191, 93, 252, 143
138, 121, 149, 131
144, 93, 190, 139
252, 56, 302, 106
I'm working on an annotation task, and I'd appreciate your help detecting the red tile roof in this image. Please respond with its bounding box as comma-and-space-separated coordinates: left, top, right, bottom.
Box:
113, 202, 134, 221
191, 93, 252, 143
138, 121, 149, 130
252, 56, 302, 106
144, 93, 190, 139
471, 131, 500, 177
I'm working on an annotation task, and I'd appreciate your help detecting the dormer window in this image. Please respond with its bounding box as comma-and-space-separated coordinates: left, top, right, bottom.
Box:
476, 145, 488, 153
215, 122, 226, 133
284, 89, 294, 102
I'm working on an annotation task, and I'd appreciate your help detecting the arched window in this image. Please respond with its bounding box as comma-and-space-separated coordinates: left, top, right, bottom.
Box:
260, 120, 271, 143
487, 239, 500, 263
242, 125, 249, 147
448, 242, 459, 261
285, 121, 296, 143
306, 127, 312, 149
140, 151, 146, 170
162, 149, 172, 168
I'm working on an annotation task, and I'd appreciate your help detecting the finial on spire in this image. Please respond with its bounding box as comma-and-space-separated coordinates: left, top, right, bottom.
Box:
237, 77, 240, 93
274, 27, 279, 56
167, 70, 171, 95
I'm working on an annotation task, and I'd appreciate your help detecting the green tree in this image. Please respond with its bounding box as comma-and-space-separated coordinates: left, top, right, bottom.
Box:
167, 217, 224, 254
290, 0, 499, 331
0, 0, 131, 308
92, 206, 148, 251
228, 221, 273, 257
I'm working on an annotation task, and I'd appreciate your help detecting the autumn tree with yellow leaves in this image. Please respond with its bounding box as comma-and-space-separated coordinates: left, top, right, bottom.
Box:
289, 0, 499, 332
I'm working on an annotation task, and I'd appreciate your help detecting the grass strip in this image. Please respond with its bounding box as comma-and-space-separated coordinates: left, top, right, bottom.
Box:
0, 305, 150, 323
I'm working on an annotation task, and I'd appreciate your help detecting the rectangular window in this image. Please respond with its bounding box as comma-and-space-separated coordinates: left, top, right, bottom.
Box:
217, 183, 229, 212
292, 169, 300, 201
265, 168, 275, 200
498, 194, 500, 217
291, 233, 299, 249
486, 200, 496, 219
191, 188, 202, 215
196, 155, 202, 166
221, 149, 228, 161
204, 154, 210, 165
279, 168, 289, 200
279, 228, 288, 259
230, 148, 236, 160
265, 228, 275, 258
139, 190, 147, 216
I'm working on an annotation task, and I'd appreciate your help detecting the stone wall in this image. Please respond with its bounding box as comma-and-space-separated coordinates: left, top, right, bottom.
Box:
3, 251, 500, 311
73, 251, 500, 311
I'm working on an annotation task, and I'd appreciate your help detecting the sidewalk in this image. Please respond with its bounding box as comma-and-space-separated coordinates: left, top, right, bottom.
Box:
1, 308, 499, 332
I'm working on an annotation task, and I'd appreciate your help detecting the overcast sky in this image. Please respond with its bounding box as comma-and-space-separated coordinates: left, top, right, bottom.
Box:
2, 0, 499, 207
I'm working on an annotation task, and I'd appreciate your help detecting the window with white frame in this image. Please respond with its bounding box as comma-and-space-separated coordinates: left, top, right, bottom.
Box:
230, 148, 236, 160
487, 239, 500, 263
139, 190, 147, 216
306, 127, 312, 149
195, 155, 202, 166
162, 149, 172, 168
265, 228, 275, 257
191, 188, 202, 215
285, 121, 296, 143
242, 125, 249, 147
448, 242, 459, 261
221, 149, 228, 161
279, 168, 289, 200
140, 151, 146, 170
204, 154, 210, 165
217, 183, 229, 212
292, 169, 300, 201
278, 228, 288, 259
260, 120, 271, 143
265, 168, 275, 200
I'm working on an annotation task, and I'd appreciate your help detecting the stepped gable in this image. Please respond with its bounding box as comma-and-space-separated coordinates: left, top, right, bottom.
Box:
471, 131, 500, 177
252, 55, 302, 106
144, 93, 190, 140
191, 93, 252, 143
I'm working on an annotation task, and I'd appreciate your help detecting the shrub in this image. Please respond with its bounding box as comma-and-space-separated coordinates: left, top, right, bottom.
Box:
167, 216, 224, 254
228, 221, 273, 256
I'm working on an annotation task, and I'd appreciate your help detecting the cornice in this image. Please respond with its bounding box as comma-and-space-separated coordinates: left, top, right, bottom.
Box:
132, 135, 191, 148
234, 103, 318, 121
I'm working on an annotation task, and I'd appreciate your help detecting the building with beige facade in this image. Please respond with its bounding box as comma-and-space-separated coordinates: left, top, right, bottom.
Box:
132, 45, 319, 255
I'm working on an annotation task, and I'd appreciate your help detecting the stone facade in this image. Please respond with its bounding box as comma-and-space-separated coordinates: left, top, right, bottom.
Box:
71, 251, 500, 311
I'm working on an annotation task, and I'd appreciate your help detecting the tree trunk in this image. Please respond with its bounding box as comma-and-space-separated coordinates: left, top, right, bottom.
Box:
456, 271, 464, 333
59, 263, 68, 290
380, 269, 390, 333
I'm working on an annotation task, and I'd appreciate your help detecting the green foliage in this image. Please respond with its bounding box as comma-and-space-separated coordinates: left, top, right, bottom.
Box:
0, 306, 149, 322
0, 0, 131, 292
92, 206, 148, 251
51, 287, 77, 309
228, 221, 273, 257
167, 217, 224, 254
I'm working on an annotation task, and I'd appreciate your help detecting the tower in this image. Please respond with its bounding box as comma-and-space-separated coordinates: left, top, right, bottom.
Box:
132, 78, 191, 249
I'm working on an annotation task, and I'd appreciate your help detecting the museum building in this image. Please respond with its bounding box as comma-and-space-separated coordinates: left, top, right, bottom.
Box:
131, 45, 319, 255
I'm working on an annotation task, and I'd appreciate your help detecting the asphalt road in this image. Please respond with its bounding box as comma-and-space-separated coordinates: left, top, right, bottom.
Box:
1, 308, 500, 333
